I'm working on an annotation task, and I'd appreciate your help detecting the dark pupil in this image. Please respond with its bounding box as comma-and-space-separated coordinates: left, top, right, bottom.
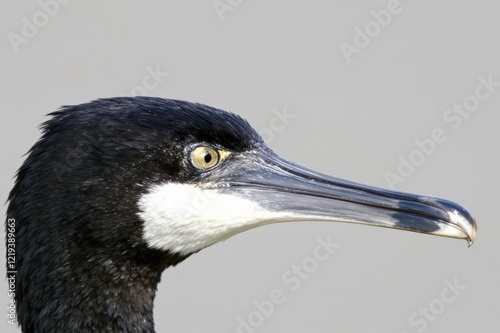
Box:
204, 152, 212, 163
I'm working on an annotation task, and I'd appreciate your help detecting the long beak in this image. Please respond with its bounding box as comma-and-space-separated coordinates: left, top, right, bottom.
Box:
206, 148, 476, 246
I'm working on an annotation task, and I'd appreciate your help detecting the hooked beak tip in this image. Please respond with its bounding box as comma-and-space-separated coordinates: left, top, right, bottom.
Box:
429, 197, 477, 246
449, 207, 477, 247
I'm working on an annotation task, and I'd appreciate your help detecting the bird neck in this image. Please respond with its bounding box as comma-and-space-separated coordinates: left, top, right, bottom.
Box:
63, 264, 160, 333
17, 250, 187, 333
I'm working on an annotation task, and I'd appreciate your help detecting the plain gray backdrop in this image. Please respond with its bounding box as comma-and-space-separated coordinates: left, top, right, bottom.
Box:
1, 1, 498, 332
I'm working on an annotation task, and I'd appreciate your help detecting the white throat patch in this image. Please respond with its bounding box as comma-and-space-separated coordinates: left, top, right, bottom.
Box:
137, 183, 290, 255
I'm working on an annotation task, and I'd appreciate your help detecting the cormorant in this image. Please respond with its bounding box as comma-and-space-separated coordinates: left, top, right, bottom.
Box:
5, 97, 476, 332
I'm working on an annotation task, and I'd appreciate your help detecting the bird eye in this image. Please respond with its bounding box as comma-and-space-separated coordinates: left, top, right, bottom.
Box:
191, 146, 221, 170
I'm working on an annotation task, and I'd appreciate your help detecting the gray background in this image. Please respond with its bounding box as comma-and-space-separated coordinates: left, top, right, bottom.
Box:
1, 1, 498, 332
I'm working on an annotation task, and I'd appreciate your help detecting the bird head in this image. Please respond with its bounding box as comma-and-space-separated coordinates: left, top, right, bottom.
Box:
20, 97, 475, 260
